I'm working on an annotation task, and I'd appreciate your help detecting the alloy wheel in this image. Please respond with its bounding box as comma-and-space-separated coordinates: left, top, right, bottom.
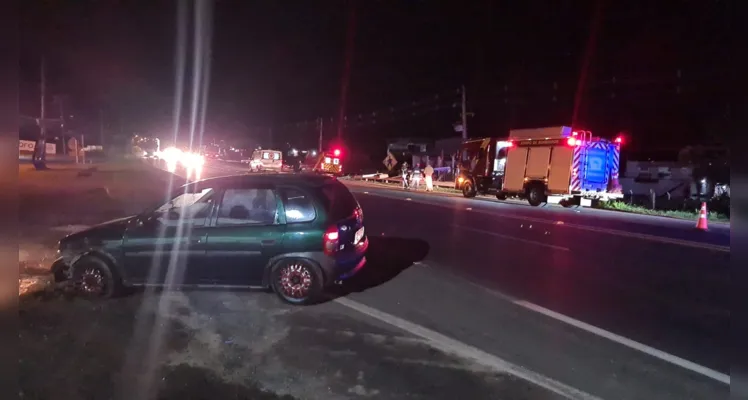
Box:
79, 267, 106, 296
278, 263, 313, 299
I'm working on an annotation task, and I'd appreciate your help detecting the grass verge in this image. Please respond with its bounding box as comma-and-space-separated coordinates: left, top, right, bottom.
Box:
596, 200, 729, 222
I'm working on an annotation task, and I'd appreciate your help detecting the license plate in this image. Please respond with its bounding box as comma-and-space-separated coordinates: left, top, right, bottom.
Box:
354, 226, 364, 244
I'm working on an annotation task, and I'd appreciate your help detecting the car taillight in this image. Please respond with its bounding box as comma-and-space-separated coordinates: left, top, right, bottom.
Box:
324, 226, 339, 255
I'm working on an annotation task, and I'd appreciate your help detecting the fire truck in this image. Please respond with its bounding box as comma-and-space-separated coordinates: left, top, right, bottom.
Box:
456, 126, 623, 207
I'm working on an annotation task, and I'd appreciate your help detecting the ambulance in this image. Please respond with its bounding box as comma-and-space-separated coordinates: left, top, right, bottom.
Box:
312, 148, 343, 176
248, 149, 283, 172
293, 148, 344, 176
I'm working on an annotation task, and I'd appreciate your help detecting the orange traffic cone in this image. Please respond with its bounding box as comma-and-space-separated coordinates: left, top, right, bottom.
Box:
695, 202, 709, 231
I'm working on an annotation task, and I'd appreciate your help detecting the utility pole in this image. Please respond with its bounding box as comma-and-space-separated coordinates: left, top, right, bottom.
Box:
33, 57, 48, 169
81, 134, 86, 164
99, 108, 104, 149
460, 85, 468, 140
56, 95, 66, 155
40, 58, 46, 139
318, 117, 324, 153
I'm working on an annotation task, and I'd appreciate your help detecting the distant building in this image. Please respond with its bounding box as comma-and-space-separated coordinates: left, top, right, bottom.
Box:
386, 137, 431, 154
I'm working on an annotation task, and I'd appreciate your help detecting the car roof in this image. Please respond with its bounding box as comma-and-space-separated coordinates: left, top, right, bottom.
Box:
182, 173, 337, 190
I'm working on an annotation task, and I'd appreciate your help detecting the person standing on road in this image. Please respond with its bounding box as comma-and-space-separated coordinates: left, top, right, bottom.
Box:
401, 162, 409, 189
424, 163, 434, 192
411, 164, 422, 190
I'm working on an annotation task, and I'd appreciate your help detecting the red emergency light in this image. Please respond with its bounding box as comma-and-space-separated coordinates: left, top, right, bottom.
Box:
614, 136, 623, 145
333, 149, 341, 156
566, 137, 581, 146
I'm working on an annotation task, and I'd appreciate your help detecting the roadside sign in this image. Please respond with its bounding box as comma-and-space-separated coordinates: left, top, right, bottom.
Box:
18, 140, 56, 155
68, 137, 78, 151
19, 140, 35, 152
383, 151, 397, 171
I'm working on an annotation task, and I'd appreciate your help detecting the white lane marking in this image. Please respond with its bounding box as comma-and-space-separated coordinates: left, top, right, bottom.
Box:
513, 300, 730, 385
354, 189, 729, 253
454, 225, 570, 252
539, 218, 730, 253
335, 297, 602, 400
398, 261, 731, 386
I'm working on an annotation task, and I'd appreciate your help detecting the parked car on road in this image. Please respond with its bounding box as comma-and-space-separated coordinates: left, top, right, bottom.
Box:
51, 173, 368, 304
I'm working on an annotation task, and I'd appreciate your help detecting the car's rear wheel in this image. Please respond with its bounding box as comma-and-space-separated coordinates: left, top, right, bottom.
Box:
72, 255, 121, 299
271, 258, 323, 305
526, 184, 546, 207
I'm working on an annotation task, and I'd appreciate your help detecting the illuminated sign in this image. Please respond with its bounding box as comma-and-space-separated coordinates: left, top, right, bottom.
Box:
516, 138, 566, 147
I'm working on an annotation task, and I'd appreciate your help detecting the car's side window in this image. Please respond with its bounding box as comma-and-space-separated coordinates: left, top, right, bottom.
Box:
280, 188, 316, 223
216, 188, 278, 226
155, 187, 215, 227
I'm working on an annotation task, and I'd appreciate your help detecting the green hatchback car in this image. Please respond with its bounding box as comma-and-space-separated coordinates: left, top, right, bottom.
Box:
51, 173, 368, 304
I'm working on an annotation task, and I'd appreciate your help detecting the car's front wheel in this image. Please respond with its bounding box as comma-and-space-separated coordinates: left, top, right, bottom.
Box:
271, 258, 323, 305
72, 255, 122, 299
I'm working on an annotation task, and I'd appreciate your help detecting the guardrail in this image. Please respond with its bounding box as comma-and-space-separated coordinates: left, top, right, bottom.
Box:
347, 174, 458, 189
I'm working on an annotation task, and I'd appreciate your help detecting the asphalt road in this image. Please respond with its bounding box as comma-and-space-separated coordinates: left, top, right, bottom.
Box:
166, 159, 732, 399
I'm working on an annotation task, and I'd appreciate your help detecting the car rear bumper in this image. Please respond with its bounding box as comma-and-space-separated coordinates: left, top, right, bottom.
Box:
325, 236, 368, 283
337, 255, 367, 280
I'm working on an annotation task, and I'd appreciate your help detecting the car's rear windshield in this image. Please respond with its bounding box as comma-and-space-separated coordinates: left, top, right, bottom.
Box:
318, 180, 360, 222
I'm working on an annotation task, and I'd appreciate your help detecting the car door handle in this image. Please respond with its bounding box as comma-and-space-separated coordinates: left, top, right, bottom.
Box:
261, 239, 276, 246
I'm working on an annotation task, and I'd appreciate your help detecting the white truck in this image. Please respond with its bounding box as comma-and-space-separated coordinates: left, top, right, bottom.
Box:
498, 126, 623, 207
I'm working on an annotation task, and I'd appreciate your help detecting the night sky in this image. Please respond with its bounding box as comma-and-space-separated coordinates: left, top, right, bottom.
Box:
19, 0, 735, 154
